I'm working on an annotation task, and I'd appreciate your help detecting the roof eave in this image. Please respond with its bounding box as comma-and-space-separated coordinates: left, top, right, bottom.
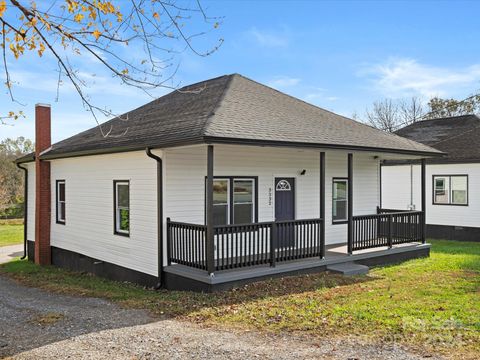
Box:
38, 137, 205, 161
15, 154, 35, 164
25, 134, 445, 162
203, 136, 446, 157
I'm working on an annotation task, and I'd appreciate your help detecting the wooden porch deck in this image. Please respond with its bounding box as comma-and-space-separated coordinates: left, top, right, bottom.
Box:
163, 242, 430, 292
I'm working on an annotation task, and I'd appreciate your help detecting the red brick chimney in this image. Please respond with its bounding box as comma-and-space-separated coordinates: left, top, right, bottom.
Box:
34, 104, 51, 265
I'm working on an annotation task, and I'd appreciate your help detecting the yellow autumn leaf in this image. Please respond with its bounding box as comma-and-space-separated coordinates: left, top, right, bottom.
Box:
74, 13, 84, 22
67, 0, 79, 13
0, 1, 6, 18
92, 29, 102, 40
38, 42, 45, 57
121, 68, 129, 75
153, 12, 159, 19
9, 43, 19, 59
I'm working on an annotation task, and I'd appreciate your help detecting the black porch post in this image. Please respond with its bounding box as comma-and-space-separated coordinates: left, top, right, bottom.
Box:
421, 158, 426, 243
206, 145, 215, 274
347, 153, 353, 254
320, 152, 326, 259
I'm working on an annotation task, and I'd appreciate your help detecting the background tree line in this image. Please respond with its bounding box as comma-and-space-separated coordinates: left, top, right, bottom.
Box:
363, 94, 480, 132
0, 137, 33, 218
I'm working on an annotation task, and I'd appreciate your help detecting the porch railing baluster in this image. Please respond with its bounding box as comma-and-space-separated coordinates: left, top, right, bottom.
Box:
270, 222, 277, 267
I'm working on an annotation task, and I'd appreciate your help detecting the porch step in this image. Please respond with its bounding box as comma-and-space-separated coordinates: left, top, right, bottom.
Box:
327, 262, 369, 276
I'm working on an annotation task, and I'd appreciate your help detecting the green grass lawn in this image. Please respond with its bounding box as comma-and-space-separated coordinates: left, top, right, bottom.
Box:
0, 223, 23, 247
1, 240, 479, 358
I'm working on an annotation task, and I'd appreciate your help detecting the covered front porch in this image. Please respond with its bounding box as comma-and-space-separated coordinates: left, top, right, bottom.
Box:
162, 144, 429, 291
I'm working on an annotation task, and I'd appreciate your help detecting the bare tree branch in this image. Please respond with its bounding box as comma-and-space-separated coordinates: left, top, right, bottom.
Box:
0, 0, 223, 135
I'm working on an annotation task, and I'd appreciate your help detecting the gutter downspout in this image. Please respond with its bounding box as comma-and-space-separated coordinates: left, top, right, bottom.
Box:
145, 148, 163, 289
15, 162, 29, 260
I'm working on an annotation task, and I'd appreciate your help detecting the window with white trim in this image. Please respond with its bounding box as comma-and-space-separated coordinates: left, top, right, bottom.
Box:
56, 180, 66, 224
332, 178, 348, 222
114, 181, 130, 235
210, 177, 256, 226
433, 175, 468, 205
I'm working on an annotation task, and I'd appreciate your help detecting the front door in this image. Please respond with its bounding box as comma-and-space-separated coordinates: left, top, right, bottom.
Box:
275, 178, 295, 247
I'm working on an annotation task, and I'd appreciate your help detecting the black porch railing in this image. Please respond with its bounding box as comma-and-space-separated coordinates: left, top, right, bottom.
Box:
167, 221, 207, 270
352, 209, 423, 251
167, 218, 323, 272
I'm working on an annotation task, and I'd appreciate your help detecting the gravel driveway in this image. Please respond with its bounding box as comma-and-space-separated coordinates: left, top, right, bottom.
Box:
0, 274, 442, 359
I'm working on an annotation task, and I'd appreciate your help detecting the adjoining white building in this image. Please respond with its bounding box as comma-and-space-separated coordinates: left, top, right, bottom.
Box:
17, 74, 442, 291
382, 115, 480, 242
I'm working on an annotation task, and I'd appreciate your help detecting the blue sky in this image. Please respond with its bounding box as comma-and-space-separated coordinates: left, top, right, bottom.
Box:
1, 0, 480, 143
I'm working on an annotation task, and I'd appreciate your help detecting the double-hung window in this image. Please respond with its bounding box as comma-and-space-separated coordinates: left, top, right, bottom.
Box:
433, 175, 468, 205
114, 181, 130, 235
56, 180, 66, 224
332, 178, 348, 223
210, 177, 256, 226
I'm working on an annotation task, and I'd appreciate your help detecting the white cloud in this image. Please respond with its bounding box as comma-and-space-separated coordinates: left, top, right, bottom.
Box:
304, 87, 339, 103
326, 96, 339, 101
247, 27, 290, 48
267, 76, 301, 89
361, 58, 480, 98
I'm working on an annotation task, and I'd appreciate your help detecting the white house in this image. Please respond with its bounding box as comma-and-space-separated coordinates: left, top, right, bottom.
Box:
382, 115, 480, 242
16, 74, 442, 291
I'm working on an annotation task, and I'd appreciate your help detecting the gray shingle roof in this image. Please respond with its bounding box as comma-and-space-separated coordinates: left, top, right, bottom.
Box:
394, 114, 480, 163
23, 74, 442, 162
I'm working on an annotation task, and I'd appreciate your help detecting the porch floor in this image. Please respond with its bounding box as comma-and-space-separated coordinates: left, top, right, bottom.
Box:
163, 242, 430, 291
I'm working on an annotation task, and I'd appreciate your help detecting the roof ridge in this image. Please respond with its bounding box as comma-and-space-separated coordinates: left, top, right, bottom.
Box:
176, 73, 232, 92
410, 114, 479, 124
424, 114, 479, 121
202, 74, 235, 136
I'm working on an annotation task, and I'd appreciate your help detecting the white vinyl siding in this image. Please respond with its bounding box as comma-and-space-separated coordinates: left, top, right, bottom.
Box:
382, 163, 480, 228
50, 151, 159, 276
